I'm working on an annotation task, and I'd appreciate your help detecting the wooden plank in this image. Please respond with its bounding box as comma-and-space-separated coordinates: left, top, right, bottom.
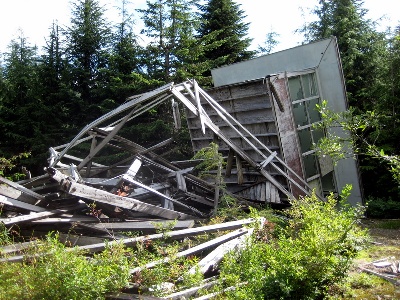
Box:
120, 170, 202, 216
1, 218, 257, 262
91, 220, 195, 231
0, 195, 46, 212
130, 228, 249, 274
106, 293, 162, 300
162, 280, 218, 300
225, 148, 234, 177
47, 168, 193, 220
1, 211, 61, 225
184, 192, 213, 207
260, 182, 266, 202
1, 203, 87, 226
86, 136, 98, 177
236, 156, 243, 185
77, 218, 256, 253
0, 176, 45, 200
191, 228, 254, 275
31, 216, 100, 223
0, 241, 38, 255
268, 75, 310, 198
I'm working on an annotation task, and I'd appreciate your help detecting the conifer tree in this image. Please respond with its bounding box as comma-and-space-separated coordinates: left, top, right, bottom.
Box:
301, 0, 398, 198
65, 0, 111, 123
38, 22, 79, 144
197, 0, 255, 72
0, 34, 44, 172
138, 0, 199, 83
300, 0, 387, 108
108, 0, 158, 103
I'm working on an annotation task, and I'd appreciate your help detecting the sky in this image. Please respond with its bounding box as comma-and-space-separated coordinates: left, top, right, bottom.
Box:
0, 0, 398, 56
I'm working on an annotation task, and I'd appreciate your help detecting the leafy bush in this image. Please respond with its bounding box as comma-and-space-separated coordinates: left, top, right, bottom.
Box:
219, 188, 369, 300
365, 197, 400, 219
0, 233, 130, 300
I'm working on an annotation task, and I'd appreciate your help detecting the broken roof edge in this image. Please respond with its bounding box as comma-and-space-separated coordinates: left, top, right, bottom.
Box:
211, 36, 338, 87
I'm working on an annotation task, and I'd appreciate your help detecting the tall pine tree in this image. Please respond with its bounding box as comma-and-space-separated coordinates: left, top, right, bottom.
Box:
108, 0, 158, 103
65, 0, 111, 123
301, 0, 398, 198
197, 0, 255, 73
0, 34, 46, 173
300, 0, 387, 109
138, 0, 199, 83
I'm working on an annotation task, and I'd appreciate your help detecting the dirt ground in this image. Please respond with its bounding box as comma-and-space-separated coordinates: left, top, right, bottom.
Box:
360, 219, 400, 246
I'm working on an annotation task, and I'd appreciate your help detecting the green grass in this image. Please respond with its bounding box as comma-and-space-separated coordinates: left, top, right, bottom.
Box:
374, 219, 400, 229
331, 219, 400, 299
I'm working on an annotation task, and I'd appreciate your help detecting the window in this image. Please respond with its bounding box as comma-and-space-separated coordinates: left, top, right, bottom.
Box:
288, 72, 336, 196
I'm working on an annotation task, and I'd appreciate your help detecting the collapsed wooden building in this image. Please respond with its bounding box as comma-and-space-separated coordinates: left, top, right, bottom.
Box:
0, 77, 313, 227
0, 37, 364, 297
1, 36, 363, 235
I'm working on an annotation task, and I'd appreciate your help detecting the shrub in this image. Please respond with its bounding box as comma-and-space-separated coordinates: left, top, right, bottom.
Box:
365, 197, 400, 219
219, 188, 369, 300
0, 233, 130, 300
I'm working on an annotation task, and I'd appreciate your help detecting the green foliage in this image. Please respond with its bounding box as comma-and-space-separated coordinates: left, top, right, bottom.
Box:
151, 220, 178, 234
198, 0, 255, 66
137, 0, 200, 82
365, 197, 400, 219
300, 0, 387, 107
130, 237, 203, 296
65, 0, 112, 123
0, 223, 13, 247
0, 233, 130, 300
258, 30, 280, 55
314, 100, 400, 189
0, 152, 30, 180
219, 188, 369, 300
192, 142, 225, 179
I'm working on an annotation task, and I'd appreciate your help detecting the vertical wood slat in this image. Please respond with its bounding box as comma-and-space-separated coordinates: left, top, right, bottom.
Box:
269, 76, 307, 199
236, 156, 243, 185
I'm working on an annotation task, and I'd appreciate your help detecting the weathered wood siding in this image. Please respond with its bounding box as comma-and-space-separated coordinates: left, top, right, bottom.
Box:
186, 79, 288, 203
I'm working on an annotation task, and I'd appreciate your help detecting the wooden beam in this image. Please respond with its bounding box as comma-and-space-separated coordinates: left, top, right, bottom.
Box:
47, 168, 193, 220
130, 228, 249, 274
0, 195, 46, 212
162, 280, 218, 300
77, 108, 136, 170
192, 228, 254, 275
87, 220, 195, 232
0, 176, 45, 201
1, 203, 86, 226
1, 218, 257, 262
225, 148, 234, 177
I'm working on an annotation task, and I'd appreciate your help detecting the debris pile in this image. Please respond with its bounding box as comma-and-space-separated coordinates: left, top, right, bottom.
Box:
1, 79, 314, 236
359, 257, 400, 285
0, 79, 315, 297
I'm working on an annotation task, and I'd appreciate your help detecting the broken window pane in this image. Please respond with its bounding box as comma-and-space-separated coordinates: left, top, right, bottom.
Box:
321, 171, 336, 193
292, 102, 308, 127
308, 98, 322, 123
288, 76, 303, 100
303, 154, 318, 178
298, 128, 312, 153
302, 73, 318, 97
